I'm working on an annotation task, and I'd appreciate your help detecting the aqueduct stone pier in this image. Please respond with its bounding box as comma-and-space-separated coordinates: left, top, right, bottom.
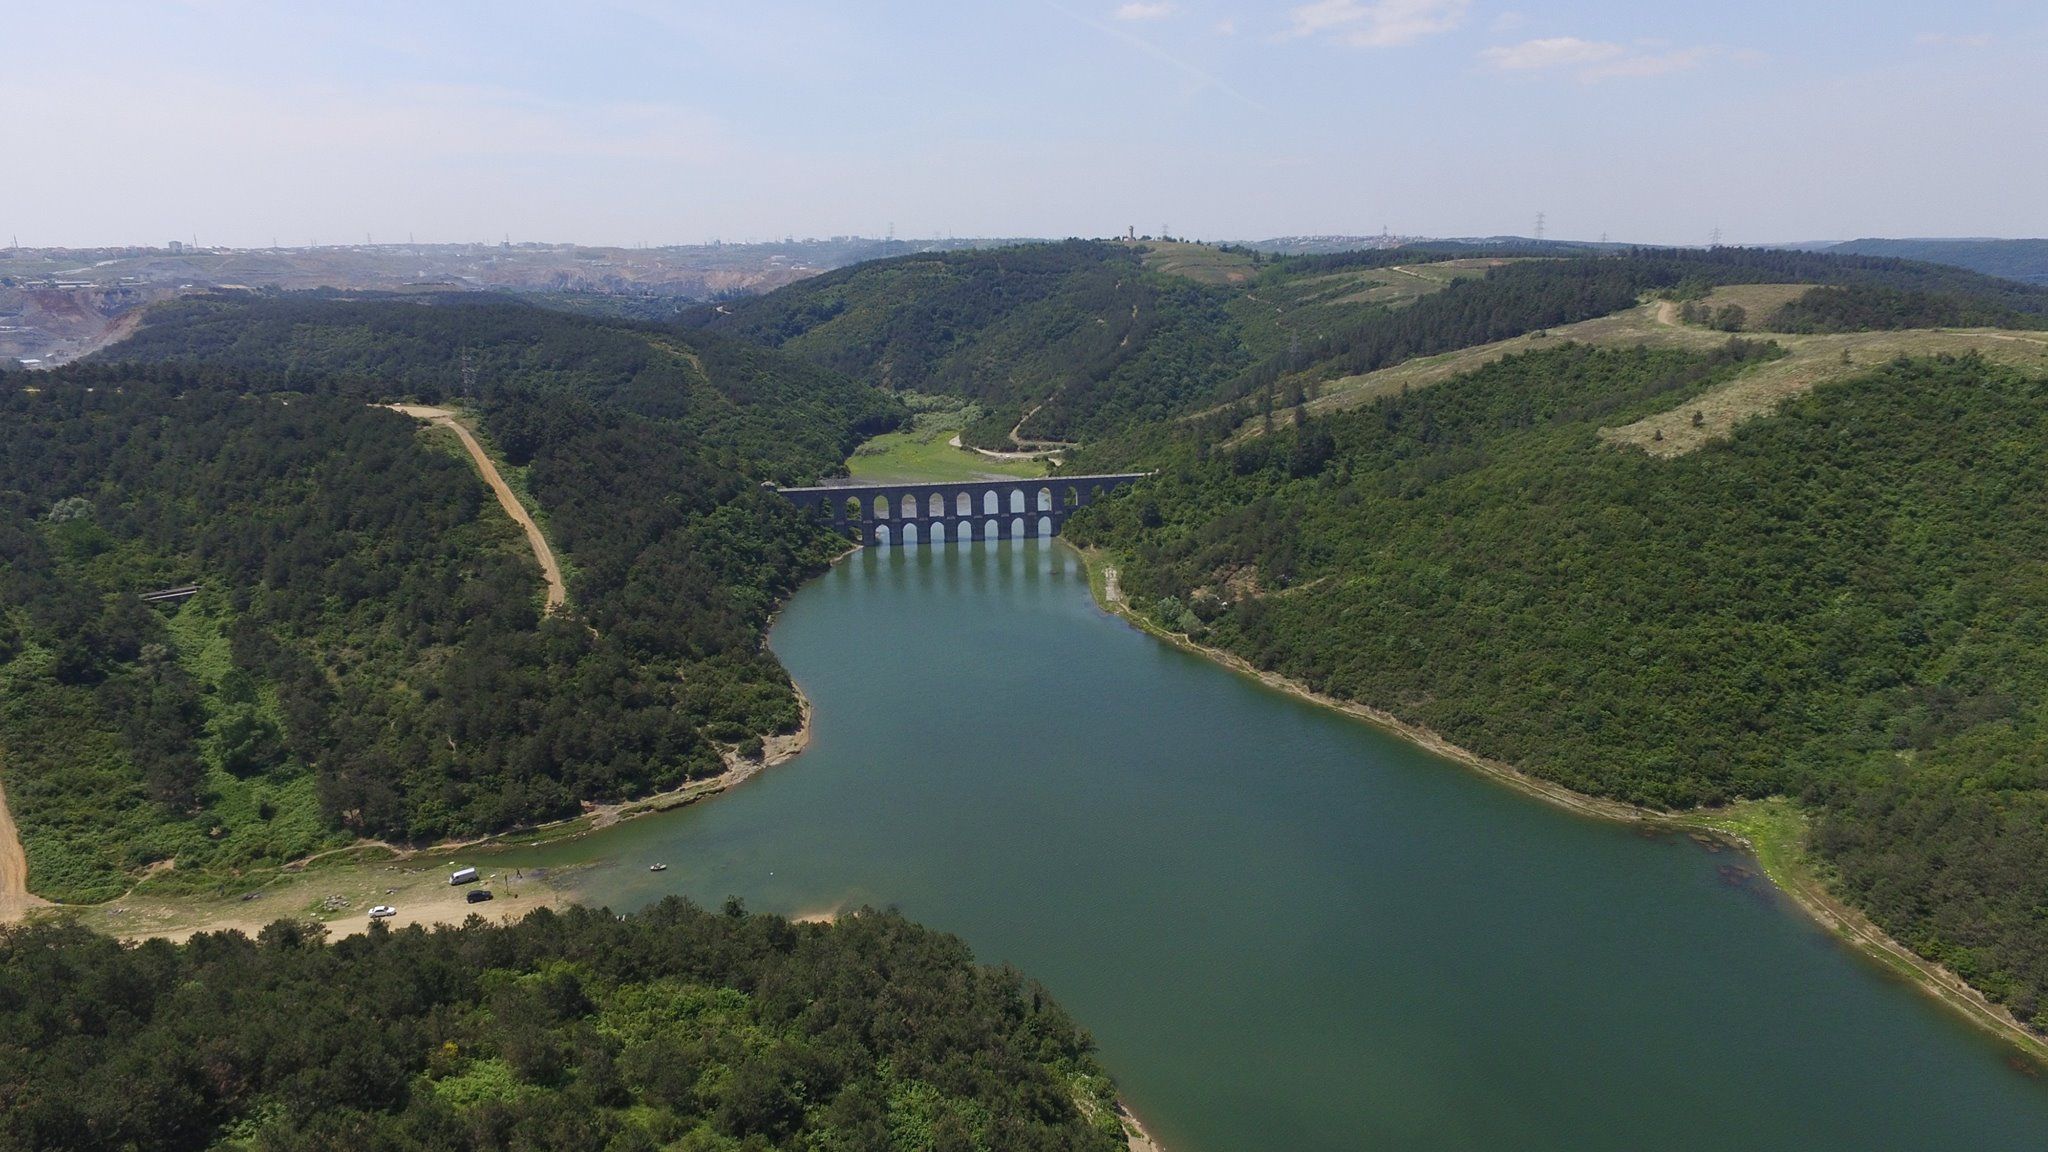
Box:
775, 474, 1147, 546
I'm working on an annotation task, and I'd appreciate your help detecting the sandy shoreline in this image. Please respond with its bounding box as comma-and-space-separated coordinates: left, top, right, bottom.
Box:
11, 683, 816, 944
5, 537, 839, 941
1074, 545, 2048, 1066
1118, 1101, 1167, 1152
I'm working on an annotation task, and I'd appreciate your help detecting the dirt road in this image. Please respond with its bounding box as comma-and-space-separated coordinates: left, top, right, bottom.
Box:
0, 769, 51, 924
389, 405, 566, 612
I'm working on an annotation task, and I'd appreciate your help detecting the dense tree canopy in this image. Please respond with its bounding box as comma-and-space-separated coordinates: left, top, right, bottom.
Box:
0, 370, 807, 898
4, 293, 892, 899
1764, 284, 2048, 333
109, 291, 901, 485
0, 902, 1130, 1152
683, 241, 1257, 446
1824, 238, 2048, 286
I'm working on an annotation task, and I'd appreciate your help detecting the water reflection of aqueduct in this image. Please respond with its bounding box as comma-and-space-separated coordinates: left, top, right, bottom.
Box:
775, 474, 1147, 546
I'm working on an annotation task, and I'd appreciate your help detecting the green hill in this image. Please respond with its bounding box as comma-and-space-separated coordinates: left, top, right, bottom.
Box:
685, 240, 1253, 447
110, 291, 901, 484
2, 295, 903, 901
0, 369, 836, 901
690, 241, 2048, 453
1826, 238, 2048, 286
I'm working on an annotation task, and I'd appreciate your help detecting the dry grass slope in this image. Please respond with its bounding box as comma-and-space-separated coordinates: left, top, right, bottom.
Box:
1138, 240, 1259, 285
1239, 288, 2048, 453
1675, 282, 1818, 327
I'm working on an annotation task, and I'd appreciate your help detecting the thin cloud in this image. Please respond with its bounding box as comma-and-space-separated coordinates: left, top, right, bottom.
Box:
1043, 0, 1266, 110
1481, 36, 1623, 70
1915, 32, 1993, 47
1482, 36, 1739, 81
1580, 46, 1718, 80
1285, 0, 1470, 48
1113, 2, 1175, 20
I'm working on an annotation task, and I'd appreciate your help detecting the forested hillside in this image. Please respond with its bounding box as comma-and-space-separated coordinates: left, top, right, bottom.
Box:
1826, 238, 2048, 286
1763, 283, 2048, 333
683, 240, 1253, 447
3, 293, 901, 902
112, 292, 900, 484
0, 901, 1130, 1152
0, 369, 842, 902
1069, 344, 2048, 1033
1219, 247, 2048, 409
689, 242, 2048, 451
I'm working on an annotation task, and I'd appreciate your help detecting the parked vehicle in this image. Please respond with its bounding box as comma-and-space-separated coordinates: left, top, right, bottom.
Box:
465, 889, 494, 904
449, 867, 479, 885
368, 905, 397, 919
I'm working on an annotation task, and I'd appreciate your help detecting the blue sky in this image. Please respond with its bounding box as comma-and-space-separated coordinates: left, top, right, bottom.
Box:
7, 1, 2046, 247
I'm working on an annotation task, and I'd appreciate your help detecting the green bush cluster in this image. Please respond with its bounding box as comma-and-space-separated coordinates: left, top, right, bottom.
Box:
1765, 284, 2047, 334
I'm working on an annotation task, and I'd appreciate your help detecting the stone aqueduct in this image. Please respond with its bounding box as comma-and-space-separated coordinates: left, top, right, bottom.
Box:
775, 474, 1147, 546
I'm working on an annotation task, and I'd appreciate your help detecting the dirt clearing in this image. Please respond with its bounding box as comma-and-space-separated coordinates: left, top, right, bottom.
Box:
0, 769, 52, 924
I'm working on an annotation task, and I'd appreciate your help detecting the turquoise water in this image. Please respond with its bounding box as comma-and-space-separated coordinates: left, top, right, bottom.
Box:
527, 542, 2048, 1150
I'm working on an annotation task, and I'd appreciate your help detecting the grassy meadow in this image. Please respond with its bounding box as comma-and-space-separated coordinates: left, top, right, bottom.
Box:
847, 393, 1050, 484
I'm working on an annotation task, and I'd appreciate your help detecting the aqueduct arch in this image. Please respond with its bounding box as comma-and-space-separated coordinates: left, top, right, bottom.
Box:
775, 474, 1148, 546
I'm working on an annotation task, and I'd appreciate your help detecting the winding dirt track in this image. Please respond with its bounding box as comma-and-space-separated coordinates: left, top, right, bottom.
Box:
388, 405, 566, 612
0, 770, 50, 924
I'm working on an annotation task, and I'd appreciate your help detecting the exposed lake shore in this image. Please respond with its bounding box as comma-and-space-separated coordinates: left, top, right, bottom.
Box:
1074, 544, 2048, 1067
21, 686, 814, 943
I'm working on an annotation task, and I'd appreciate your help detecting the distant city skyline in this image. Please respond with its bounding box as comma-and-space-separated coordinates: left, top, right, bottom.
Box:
7, 1, 2046, 248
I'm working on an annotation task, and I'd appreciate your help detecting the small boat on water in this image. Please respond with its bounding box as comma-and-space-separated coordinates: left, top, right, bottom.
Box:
649, 863, 668, 872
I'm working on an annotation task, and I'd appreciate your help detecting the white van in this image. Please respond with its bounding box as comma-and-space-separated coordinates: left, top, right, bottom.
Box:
449, 866, 479, 886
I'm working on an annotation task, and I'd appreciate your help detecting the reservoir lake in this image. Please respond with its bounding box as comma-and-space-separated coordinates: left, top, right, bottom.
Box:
510, 541, 2048, 1151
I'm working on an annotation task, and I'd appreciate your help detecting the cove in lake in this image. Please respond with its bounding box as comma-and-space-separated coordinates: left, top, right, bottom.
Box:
513, 541, 2048, 1151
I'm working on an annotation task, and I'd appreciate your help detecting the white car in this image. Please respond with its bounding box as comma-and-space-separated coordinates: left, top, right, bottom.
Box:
368, 904, 397, 919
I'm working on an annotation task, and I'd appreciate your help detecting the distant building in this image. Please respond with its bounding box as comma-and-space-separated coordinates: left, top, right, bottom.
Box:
167, 240, 184, 253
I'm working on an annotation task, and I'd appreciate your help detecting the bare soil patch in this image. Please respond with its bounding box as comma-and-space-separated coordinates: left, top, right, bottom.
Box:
0, 769, 52, 924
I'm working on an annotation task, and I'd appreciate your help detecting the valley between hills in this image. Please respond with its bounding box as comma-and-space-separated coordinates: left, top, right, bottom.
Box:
10, 240, 2048, 1149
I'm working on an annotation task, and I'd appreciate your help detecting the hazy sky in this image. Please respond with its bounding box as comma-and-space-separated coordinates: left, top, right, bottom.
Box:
7, 1, 2046, 247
